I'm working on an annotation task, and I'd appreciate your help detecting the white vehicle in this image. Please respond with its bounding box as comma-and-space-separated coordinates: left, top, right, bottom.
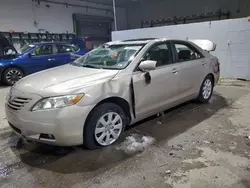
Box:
5, 38, 220, 149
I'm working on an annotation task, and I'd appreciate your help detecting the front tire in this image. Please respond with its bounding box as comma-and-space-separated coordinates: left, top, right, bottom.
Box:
197, 75, 214, 103
84, 103, 127, 150
2, 67, 24, 86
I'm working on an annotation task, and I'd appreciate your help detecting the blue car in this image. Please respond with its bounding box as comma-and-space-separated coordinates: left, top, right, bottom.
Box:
0, 40, 87, 86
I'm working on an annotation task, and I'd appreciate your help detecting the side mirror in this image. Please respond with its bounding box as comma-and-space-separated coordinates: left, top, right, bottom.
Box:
28, 53, 34, 58
138, 60, 157, 71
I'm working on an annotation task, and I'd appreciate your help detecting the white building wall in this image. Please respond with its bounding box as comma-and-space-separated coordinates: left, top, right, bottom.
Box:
112, 18, 250, 79
0, 0, 127, 33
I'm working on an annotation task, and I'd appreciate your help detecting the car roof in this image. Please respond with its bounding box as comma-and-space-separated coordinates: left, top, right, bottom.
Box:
33, 42, 72, 46
106, 38, 173, 46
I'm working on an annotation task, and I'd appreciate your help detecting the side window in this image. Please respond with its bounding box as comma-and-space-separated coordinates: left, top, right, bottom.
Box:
174, 43, 203, 62
32, 45, 53, 56
143, 43, 173, 67
56, 45, 73, 54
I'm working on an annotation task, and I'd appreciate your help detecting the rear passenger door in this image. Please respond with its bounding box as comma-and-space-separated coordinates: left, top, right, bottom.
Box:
172, 41, 207, 98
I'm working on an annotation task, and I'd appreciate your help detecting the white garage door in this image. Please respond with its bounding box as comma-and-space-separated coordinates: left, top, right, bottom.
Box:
226, 30, 250, 79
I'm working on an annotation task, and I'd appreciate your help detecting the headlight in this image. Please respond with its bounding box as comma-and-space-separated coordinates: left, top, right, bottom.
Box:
31, 94, 84, 111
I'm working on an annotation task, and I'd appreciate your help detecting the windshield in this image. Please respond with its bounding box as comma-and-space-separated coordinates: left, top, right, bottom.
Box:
71, 44, 144, 70
20, 44, 36, 54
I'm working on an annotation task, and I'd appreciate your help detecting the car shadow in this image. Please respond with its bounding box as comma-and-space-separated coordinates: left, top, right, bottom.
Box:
126, 92, 229, 142
14, 92, 228, 175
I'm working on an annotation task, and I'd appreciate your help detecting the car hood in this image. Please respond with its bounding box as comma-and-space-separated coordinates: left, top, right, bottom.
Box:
15, 64, 119, 97
0, 54, 23, 62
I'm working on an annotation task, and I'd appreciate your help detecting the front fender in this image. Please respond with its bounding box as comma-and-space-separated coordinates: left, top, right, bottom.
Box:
76, 74, 132, 107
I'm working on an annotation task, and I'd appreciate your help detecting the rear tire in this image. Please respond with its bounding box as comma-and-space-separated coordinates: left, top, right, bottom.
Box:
197, 75, 214, 103
84, 103, 127, 150
2, 67, 24, 86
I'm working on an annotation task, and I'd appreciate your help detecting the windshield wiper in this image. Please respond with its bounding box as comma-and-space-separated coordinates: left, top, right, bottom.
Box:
82, 64, 98, 69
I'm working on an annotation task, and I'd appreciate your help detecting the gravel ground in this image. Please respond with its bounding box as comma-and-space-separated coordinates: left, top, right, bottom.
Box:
0, 80, 250, 188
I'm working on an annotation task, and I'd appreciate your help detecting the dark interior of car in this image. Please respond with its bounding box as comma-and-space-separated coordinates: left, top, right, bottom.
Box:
178, 50, 191, 61
147, 49, 171, 66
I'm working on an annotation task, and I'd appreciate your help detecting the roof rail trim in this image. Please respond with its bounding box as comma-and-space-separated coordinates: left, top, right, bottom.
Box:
122, 38, 156, 42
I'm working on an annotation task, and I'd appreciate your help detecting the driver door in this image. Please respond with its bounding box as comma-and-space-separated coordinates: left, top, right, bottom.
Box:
132, 42, 181, 118
23, 44, 53, 75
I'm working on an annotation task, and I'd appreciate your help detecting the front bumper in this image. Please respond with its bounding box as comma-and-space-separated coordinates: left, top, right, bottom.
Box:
5, 88, 95, 146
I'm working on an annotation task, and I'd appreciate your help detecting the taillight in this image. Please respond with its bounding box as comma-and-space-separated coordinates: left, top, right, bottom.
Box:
214, 60, 220, 73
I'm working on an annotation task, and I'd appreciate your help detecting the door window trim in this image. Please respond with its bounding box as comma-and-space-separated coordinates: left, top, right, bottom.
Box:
171, 40, 205, 63
133, 41, 175, 72
30, 44, 54, 57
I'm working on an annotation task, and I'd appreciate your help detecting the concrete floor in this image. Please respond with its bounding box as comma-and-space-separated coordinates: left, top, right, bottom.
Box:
0, 80, 250, 188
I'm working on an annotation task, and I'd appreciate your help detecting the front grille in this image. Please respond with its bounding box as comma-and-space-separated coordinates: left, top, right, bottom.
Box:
7, 97, 31, 111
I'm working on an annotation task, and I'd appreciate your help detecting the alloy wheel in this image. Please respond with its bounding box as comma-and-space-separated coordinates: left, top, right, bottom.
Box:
202, 79, 212, 99
6, 69, 23, 85
94, 112, 123, 146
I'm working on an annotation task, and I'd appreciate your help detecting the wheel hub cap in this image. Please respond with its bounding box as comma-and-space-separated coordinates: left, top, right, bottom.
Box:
6, 70, 22, 84
202, 79, 212, 99
95, 112, 123, 146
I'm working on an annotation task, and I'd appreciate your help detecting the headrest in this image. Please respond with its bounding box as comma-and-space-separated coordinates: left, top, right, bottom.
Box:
179, 50, 191, 59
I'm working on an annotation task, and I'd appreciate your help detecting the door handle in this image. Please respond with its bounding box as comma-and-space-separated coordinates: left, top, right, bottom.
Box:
48, 58, 55, 61
172, 68, 178, 74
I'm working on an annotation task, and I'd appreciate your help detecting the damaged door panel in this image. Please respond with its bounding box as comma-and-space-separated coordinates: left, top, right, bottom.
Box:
132, 65, 180, 118
131, 41, 182, 118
